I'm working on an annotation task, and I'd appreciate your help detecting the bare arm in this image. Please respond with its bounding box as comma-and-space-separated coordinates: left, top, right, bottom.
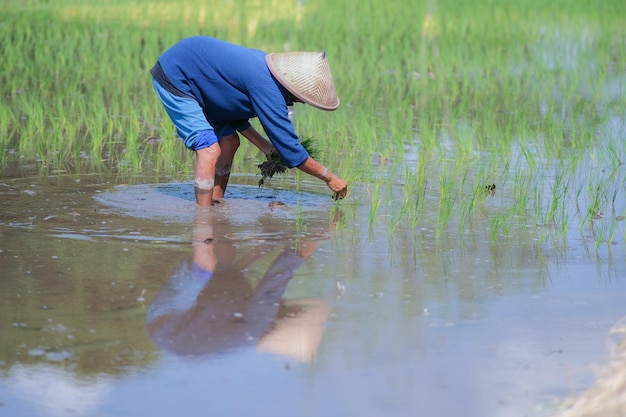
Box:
240, 126, 346, 200
240, 126, 274, 156
297, 156, 347, 200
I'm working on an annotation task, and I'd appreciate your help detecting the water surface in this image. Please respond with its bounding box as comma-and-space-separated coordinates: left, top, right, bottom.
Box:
1, 174, 625, 417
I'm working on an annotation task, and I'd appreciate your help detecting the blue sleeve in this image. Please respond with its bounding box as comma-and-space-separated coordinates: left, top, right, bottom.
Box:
248, 86, 309, 168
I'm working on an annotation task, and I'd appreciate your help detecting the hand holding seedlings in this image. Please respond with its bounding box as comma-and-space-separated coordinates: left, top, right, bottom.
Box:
257, 137, 347, 200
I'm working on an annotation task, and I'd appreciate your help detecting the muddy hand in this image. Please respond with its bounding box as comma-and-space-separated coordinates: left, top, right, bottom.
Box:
266, 147, 279, 160
329, 176, 347, 200
333, 188, 347, 200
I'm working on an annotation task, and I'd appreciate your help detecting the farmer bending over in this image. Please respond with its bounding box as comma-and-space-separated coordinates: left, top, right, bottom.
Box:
151, 36, 348, 206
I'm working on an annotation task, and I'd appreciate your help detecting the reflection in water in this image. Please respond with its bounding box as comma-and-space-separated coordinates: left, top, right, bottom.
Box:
0, 179, 338, 416
5, 363, 111, 417
4, 179, 625, 416
145, 207, 331, 362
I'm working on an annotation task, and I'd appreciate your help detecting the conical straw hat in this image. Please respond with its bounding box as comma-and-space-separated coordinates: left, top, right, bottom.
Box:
266, 51, 340, 111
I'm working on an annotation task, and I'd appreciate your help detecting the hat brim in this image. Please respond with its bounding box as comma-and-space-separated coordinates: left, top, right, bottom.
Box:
266, 52, 340, 111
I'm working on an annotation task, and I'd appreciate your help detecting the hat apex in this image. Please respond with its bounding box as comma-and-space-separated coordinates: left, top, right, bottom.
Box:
266, 51, 340, 111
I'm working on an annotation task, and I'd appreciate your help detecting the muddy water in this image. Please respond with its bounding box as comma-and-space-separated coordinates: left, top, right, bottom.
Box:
1, 173, 625, 417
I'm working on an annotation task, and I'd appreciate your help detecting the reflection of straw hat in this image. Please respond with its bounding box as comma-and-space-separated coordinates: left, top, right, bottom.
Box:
266, 52, 340, 111
257, 299, 330, 362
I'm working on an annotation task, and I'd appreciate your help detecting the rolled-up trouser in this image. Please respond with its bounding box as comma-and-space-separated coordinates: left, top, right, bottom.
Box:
152, 78, 219, 151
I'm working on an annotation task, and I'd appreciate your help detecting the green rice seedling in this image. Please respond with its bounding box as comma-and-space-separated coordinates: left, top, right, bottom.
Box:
589, 218, 610, 252
604, 213, 621, 247
295, 203, 306, 234
366, 181, 382, 229
509, 171, 534, 230
584, 179, 610, 227
489, 208, 516, 241
391, 163, 424, 231
412, 154, 430, 219
544, 167, 570, 233
257, 137, 319, 187
436, 169, 456, 240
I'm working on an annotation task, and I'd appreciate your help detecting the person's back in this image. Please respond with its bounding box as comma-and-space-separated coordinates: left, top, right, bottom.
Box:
158, 36, 275, 120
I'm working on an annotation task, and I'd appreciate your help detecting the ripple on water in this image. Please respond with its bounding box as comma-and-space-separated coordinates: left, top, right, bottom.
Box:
94, 182, 332, 223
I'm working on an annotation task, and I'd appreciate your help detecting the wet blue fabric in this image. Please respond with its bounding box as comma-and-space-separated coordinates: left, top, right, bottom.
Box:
152, 78, 217, 151
154, 36, 309, 168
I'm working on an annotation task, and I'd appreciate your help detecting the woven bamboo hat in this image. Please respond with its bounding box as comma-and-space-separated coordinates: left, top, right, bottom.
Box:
266, 51, 340, 111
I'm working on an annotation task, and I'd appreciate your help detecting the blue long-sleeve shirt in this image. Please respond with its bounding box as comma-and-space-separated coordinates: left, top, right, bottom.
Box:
155, 36, 309, 168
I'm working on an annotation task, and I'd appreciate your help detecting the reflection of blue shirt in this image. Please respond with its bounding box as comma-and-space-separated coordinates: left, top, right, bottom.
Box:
145, 247, 306, 357
156, 36, 308, 168
146, 261, 212, 323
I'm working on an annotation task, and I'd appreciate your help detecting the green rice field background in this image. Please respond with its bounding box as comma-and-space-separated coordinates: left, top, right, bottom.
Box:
2, 0, 625, 244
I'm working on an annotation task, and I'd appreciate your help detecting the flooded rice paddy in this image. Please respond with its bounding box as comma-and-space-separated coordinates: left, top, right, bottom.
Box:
1, 173, 626, 417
